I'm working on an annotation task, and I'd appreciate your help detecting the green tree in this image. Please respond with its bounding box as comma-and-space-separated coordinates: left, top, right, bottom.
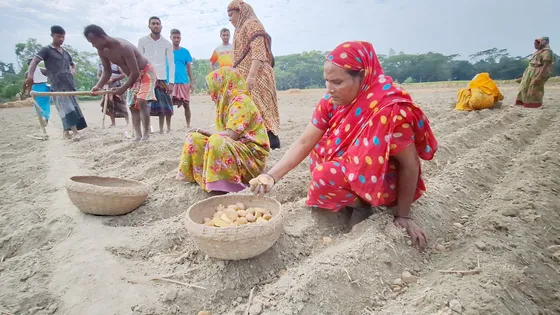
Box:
15, 38, 42, 69
64, 45, 98, 90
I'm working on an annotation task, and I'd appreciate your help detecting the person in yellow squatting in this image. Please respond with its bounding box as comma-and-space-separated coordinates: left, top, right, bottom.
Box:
176, 66, 270, 193
249, 41, 438, 251
455, 73, 504, 111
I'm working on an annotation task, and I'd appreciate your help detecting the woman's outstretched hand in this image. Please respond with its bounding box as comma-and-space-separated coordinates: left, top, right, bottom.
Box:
249, 174, 276, 196
394, 217, 428, 252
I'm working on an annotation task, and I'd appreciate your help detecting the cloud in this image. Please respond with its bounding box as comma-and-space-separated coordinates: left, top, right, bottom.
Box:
1, 0, 559, 69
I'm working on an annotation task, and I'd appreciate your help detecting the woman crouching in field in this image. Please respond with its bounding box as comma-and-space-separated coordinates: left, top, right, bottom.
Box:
176, 66, 270, 193
250, 41, 438, 251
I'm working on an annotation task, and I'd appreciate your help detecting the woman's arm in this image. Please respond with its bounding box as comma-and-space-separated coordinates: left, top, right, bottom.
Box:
246, 35, 267, 89
268, 123, 326, 182
393, 144, 420, 218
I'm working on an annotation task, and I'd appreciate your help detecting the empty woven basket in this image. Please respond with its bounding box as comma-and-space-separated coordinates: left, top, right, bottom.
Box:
66, 176, 150, 216
184, 195, 283, 260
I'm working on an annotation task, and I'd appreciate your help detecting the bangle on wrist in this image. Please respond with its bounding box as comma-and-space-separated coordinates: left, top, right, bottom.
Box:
265, 173, 277, 184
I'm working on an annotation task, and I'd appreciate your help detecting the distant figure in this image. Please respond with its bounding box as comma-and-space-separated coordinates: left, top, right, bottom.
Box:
24, 58, 51, 124
176, 67, 270, 193
515, 37, 555, 108
210, 28, 233, 70
84, 24, 157, 142
25, 25, 87, 140
138, 16, 175, 134
96, 62, 129, 126
455, 73, 504, 111
169, 29, 195, 128
227, 0, 281, 149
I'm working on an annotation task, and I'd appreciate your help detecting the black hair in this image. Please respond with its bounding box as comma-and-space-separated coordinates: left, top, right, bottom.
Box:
83, 24, 107, 38
347, 69, 365, 78
170, 29, 181, 35
149, 16, 161, 24
51, 25, 65, 35
220, 28, 230, 35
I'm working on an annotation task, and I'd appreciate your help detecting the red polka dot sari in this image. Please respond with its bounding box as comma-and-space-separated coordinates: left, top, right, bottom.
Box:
307, 41, 438, 211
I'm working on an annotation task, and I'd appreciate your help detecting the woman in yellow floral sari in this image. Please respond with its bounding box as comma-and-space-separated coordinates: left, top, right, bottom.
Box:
176, 66, 270, 193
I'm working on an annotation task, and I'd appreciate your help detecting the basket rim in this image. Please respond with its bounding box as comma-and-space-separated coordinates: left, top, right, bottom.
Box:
185, 194, 282, 232
68, 175, 149, 187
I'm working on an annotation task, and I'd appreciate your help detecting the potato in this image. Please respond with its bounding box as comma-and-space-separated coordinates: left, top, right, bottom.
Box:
237, 210, 248, 217
256, 207, 270, 214
247, 208, 256, 216
237, 217, 249, 225
213, 217, 229, 227
245, 213, 256, 222
216, 204, 226, 212
204, 221, 215, 227
213, 210, 224, 220
263, 214, 272, 221
225, 208, 239, 221
256, 217, 267, 224
227, 204, 239, 211
235, 202, 246, 210
255, 211, 262, 219
221, 213, 233, 224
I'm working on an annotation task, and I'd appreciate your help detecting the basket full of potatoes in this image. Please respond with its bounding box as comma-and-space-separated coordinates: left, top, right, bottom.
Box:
184, 194, 283, 260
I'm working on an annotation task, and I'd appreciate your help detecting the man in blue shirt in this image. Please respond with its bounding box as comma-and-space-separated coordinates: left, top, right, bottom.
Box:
169, 29, 195, 128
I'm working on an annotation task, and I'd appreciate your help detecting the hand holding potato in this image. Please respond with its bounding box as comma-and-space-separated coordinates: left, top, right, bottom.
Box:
249, 174, 276, 196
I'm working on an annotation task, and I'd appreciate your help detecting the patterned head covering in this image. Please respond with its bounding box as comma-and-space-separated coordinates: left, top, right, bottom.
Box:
227, 0, 259, 29
205, 66, 248, 130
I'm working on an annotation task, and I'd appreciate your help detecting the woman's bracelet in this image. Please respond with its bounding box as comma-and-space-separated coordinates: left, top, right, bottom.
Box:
265, 173, 277, 184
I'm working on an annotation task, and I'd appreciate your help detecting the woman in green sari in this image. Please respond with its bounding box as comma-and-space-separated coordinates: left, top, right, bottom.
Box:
516, 37, 555, 108
176, 66, 270, 193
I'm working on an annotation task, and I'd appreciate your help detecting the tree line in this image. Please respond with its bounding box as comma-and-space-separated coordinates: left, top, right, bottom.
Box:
1, 38, 559, 102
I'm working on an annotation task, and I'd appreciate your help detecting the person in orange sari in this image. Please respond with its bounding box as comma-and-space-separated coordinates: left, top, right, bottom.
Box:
250, 41, 438, 251
227, 0, 281, 149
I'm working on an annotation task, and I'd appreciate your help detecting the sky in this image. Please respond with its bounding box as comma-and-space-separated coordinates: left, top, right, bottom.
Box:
0, 0, 558, 68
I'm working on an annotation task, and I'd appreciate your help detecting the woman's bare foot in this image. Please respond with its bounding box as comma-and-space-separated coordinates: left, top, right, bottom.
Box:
140, 136, 150, 142
166, 129, 171, 134
63, 131, 72, 140
133, 136, 142, 142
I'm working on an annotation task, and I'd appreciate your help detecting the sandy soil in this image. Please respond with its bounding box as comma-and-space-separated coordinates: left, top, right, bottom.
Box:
1, 85, 560, 315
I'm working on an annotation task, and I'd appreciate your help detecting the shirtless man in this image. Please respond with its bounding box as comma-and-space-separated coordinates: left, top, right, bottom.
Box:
84, 24, 157, 141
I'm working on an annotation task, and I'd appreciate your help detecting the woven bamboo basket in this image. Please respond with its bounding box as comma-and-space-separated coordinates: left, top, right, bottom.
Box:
66, 176, 150, 216
184, 195, 284, 260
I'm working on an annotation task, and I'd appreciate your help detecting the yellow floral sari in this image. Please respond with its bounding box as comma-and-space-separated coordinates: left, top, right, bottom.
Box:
176, 67, 270, 192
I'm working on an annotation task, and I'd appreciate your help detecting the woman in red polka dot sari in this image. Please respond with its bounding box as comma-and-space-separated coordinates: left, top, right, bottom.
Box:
250, 41, 438, 250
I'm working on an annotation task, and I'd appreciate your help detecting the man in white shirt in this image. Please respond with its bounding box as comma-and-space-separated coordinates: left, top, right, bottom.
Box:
137, 16, 175, 134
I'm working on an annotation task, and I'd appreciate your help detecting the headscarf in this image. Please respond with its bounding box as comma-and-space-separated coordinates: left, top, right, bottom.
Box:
227, 0, 274, 67
314, 41, 437, 205
227, 0, 259, 29
536, 37, 551, 50
205, 66, 248, 131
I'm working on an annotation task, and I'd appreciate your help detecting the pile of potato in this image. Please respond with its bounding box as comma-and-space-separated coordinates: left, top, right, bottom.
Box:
203, 202, 272, 227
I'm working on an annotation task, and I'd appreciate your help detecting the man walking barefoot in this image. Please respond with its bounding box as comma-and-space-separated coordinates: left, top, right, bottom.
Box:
26, 25, 87, 140
138, 16, 175, 134
84, 24, 156, 142
170, 29, 195, 128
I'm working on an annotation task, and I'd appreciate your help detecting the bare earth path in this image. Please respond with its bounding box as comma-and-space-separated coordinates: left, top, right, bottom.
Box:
1, 85, 559, 315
